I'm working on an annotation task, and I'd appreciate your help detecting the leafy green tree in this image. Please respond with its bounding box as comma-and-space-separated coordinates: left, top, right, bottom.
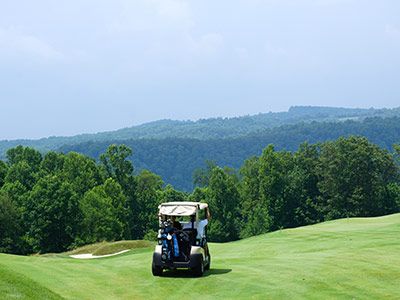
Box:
79, 179, 127, 244
100, 144, 136, 238
193, 160, 217, 188
4, 161, 37, 190
0, 160, 8, 188
387, 183, 400, 210
26, 175, 80, 253
0, 182, 28, 210
189, 187, 208, 203
61, 152, 102, 195
0, 192, 22, 253
103, 178, 130, 238
206, 167, 240, 242
258, 145, 293, 230
317, 136, 399, 219
239, 204, 270, 238
394, 144, 400, 167
6, 146, 42, 171
0, 182, 31, 254
290, 143, 322, 226
239, 156, 265, 238
159, 184, 188, 203
40, 151, 65, 175
3, 146, 42, 190
100, 144, 133, 189
134, 170, 163, 239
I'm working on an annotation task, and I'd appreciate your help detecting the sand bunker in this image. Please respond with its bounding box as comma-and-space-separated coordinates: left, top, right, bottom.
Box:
70, 250, 129, 259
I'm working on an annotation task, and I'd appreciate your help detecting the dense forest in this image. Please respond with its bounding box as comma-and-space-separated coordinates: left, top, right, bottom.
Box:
60, 116, 400, 190
1, 106, 400, 158
1, 136, 399, 254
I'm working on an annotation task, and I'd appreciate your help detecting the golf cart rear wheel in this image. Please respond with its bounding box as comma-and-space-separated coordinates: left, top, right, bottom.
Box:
152, 264, 163, 276
205, 254, 211, 271
192, 257, 204, 277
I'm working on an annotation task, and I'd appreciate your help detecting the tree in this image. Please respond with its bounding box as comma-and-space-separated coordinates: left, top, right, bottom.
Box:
0, 160, 8, 188
239, 203, 270, 239
79, 179, 127, 244
193, 160, 217, 188
0, 192, 22, 253
189, 187, 208, 203
6, 146, 42, 171
40, 151, 65, 175
206, 167, 240, 242
258, 145, 293, 230
61, 152, 102, 195
239, 156, 265, 238
159, 184, 188, 203
100, 144, 136, 239
317, 136, 399, 219
103, 178, 130, 238
289, 143, 322, 226
100, 144, 133, 189
4, 161, 37, 190
134, 170, 163, 239
26, 175, 80, 253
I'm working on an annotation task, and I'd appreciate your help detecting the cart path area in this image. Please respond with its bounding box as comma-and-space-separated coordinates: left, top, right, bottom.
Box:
69, 250, 130, 259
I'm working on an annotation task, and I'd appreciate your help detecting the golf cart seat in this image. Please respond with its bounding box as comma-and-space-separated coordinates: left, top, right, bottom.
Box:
182, 227, 198, 245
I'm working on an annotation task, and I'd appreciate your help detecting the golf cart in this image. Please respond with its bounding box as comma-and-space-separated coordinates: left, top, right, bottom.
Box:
152, 202, 211, 277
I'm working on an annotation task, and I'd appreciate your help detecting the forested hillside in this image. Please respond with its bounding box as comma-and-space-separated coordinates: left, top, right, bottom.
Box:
1, 137, 399, 254
1, 106, 399, 158
60, 117, 400, 190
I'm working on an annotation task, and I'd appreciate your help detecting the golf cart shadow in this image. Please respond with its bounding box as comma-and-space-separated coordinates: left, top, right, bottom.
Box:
162, 268, 232, 278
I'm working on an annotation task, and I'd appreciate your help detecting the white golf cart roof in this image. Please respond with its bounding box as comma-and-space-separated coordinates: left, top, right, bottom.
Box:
158, 201, 208, 216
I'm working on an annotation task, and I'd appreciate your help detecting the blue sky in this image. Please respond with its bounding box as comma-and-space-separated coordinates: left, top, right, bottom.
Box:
0, 0, 399, 139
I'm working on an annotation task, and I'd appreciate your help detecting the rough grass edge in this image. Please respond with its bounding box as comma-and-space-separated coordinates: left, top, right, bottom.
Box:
66, 240, 154, 256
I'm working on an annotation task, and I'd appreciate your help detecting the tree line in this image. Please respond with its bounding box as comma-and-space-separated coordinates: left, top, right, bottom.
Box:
0, 145, 179, 254
1, 136, 399, 254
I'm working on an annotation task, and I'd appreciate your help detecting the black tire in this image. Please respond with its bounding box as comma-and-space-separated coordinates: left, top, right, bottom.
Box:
192, 256, 204, 277
152, 264, 163, 276
205, 254, 211, 271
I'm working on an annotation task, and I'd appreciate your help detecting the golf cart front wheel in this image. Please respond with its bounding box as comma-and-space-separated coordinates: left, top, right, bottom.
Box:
192, 257, 204, 277
152, 264, 163, 276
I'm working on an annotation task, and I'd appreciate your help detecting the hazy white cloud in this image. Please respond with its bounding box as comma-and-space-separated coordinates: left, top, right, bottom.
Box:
234, 47, 250, 60
385, 24, 400, 39
264, 43, 289, 57
0, 27, 64, 61
312, 0, 354, 5
105, 1, 222, 65
107, 0, 193, 33
152, 0, 192, 22
190, 33, 224, 56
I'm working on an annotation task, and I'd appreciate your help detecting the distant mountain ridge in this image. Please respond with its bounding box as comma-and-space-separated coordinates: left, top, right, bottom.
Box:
60, 116, 400, 191
1, 106, 399, 158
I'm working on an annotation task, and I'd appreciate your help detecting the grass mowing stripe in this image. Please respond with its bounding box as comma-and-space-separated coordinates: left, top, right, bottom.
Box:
0, 262, 63, 300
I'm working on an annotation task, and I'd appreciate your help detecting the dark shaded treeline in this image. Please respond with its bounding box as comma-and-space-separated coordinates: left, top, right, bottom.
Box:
60, 117, 400, 191
1, 136, 399, 254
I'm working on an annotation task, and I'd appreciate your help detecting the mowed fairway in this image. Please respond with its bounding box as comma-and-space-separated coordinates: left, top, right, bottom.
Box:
1, 214, 400, 300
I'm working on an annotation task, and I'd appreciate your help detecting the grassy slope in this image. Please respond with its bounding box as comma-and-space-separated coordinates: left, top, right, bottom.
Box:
1, 214, 400, 299
66, 240, 153, 256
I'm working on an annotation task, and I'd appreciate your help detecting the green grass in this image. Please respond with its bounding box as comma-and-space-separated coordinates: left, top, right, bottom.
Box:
1, 214, 400, 299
